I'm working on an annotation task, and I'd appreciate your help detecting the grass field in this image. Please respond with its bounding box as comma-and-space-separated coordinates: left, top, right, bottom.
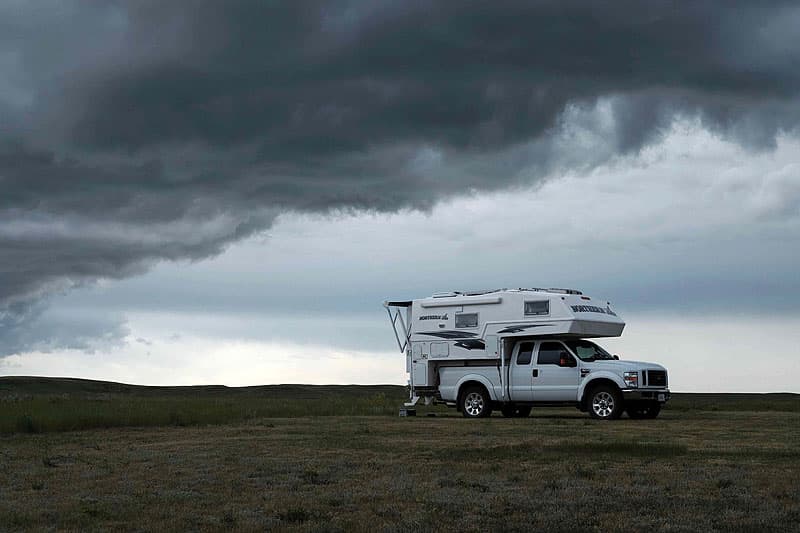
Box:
0, 377, 404, 434
1, 377, 798, 531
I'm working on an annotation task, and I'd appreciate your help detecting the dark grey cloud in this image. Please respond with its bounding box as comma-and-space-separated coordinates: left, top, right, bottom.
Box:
39, 1, 800, 153
1, 0, 800, 354
0, 297, 130, 356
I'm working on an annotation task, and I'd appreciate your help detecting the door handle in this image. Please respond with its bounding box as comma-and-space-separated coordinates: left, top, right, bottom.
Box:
532, 369, 538, 378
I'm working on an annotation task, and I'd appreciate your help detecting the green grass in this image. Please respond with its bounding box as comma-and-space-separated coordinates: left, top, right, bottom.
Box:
666, 392, 800, 412
1, 394, 403, 434
1, 376, 798, 434
443, 439, 690, 462
0, 377, 798, 531
1, 412, 798, 531
0, 377, 408, 433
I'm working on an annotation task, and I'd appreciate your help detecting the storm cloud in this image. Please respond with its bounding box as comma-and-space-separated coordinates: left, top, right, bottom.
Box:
1, 0, 800, 354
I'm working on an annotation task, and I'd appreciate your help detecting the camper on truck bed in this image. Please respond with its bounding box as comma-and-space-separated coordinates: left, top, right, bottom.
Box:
384, 288, 670, 420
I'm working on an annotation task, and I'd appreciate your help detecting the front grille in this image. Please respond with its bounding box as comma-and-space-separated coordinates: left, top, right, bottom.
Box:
646, 370, 667, 387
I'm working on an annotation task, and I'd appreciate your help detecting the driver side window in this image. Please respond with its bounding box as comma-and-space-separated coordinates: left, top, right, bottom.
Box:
538, 342, 575, 366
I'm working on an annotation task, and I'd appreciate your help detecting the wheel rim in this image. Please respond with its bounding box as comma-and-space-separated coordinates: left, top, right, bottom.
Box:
464, 392, 484, 416
592, 391, 615, 418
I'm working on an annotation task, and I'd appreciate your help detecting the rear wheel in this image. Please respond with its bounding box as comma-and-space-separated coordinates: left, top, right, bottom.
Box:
461, 386, 493, 418
588, 385, 623, 420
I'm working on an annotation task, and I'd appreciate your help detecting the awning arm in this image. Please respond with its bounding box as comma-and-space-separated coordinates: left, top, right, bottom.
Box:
383, 301, 411, 353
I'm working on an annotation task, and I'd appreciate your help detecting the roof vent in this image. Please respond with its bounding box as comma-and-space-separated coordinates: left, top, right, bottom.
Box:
547, 288, 583, 295
461, 288, 505, 296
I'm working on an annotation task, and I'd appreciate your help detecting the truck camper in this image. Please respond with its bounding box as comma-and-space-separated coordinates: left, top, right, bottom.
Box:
384, 288, 670, 420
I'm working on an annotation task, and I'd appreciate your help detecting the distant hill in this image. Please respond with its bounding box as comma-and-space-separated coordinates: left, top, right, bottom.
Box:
0, 376, 407, 399
1, 376, 798, 410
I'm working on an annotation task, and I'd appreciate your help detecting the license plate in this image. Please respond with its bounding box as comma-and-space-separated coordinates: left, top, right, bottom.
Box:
658, 394, 665, 402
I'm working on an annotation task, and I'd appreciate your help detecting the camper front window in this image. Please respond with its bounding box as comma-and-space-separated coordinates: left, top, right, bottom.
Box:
524, 300, 549, 316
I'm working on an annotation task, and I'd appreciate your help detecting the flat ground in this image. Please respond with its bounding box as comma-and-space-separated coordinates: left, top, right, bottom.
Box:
0, 379, 798, 532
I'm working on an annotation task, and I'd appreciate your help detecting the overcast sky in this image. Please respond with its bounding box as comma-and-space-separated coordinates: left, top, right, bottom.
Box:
1, 1, 799, 392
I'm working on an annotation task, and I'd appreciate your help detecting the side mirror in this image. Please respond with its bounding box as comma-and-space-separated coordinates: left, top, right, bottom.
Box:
613, 354, 620, 360
559, 352, 577, 367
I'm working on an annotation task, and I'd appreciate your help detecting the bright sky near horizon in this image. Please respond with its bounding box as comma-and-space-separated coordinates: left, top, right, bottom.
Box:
1, 2, 799, 392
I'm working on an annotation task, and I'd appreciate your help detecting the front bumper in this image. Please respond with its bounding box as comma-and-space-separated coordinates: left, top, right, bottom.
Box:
622, 389, 670, 403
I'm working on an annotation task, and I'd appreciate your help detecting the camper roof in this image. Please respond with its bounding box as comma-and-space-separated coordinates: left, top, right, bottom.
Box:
429, 287, 583, 298
384, 288, 586, 307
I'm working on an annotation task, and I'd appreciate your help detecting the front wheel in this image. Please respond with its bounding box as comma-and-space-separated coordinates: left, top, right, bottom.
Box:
461, 386, 493, 418
588, 385, 623, 420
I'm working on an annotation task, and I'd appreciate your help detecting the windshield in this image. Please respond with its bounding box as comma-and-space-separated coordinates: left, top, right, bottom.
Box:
564, 339, 615, 361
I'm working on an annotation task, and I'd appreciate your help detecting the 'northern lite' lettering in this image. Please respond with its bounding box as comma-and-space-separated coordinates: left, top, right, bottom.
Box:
571, 305, 617, 316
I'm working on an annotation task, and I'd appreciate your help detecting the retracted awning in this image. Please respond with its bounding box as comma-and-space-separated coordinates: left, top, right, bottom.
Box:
384, 300, 412, 307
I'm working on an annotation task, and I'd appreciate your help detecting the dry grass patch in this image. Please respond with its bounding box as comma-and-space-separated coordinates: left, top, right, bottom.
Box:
0, 411, 797, 531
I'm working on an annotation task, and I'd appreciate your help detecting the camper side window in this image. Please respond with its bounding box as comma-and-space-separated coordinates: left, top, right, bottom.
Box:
524, 300, 549, 316
455, 313, 478, 328
517, 342, 533, 365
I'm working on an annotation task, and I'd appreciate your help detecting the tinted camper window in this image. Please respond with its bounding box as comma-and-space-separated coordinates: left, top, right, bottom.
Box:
525, 300, 549, 316
455, 313, 478, 328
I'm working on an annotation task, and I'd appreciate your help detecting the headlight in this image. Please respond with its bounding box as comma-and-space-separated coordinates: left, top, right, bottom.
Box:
623, 371, 638, 388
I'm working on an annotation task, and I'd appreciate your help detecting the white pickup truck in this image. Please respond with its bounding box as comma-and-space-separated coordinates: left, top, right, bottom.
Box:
439, 337, 669, 419
385, 288, 670, 420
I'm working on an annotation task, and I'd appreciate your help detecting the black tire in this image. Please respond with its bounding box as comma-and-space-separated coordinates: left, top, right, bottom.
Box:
587, 384, 623, 420
461, 386, 493, 418
627, 402, 662, 419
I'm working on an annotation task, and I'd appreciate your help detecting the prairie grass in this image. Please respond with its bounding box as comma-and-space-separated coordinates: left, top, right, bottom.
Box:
0, 412, 797, 531
0, 378, 404, 433
0, 377, 798, 530
1, 395, 401, 434
1, 377, 798, 434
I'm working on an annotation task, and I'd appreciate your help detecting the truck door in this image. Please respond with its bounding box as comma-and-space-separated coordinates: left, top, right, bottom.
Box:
532, 341, 581, 402
509, 341, 535, 401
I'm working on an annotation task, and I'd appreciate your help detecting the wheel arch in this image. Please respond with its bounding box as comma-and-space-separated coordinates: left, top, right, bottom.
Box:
455, 376, 497, 407
579, 375, 624, 408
